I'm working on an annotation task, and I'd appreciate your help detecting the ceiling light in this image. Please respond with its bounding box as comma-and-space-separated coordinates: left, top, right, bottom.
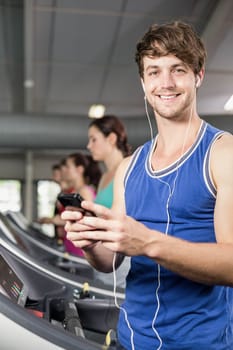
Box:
224, 94, 233, 112
88, 104, 105, 118
24, 79, 34, 88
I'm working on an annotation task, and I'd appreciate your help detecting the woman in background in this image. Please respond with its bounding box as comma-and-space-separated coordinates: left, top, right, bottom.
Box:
63, 152, 101, 256
39, 153, 101, 257
65, 152, 101, 200
87, 115, 131, 288
88, 115, 131, 207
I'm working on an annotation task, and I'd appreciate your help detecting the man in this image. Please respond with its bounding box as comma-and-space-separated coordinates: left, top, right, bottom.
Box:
62, 21, 233, 349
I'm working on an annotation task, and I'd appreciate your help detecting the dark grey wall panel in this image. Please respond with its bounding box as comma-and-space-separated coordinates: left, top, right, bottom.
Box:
0, 113, 152, 150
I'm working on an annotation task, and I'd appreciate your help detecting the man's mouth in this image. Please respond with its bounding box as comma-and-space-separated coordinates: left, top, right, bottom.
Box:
158, 94, 180, 100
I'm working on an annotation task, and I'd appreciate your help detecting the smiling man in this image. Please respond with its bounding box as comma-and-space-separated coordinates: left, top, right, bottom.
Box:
62, 21, 233, 350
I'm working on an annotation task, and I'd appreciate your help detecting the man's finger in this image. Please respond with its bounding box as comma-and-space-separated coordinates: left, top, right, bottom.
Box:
61, 210, 83, 220
81, 201, 114, 219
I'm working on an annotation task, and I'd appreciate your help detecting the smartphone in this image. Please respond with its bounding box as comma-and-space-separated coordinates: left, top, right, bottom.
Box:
57, 192, 95, 216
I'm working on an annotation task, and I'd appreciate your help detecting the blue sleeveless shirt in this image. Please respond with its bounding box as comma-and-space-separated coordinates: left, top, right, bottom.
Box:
117, 121, 233, 350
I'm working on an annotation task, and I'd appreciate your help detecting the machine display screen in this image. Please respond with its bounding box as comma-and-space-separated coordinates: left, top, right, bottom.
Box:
0, 254, 27, 306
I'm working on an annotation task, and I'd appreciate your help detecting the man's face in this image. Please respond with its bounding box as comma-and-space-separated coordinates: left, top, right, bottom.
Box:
142, 54, 197, 121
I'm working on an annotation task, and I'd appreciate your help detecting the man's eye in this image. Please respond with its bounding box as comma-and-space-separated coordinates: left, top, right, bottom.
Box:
174, 68, 186, 74
148, 71, 158, 76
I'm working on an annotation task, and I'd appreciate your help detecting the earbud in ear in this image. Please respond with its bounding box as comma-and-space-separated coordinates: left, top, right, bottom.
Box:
195, 76, 201, 88
141, 80, 145, 93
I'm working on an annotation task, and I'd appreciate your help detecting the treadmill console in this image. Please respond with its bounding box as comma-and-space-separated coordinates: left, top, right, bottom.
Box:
0, 253, 28, 307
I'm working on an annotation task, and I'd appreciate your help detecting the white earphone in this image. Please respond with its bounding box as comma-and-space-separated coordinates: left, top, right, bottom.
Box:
195, 76, 201, 88
141, 79, 146, 93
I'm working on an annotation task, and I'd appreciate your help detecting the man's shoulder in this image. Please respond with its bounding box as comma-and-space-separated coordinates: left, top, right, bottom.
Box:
210, 132, 233, 178
212, 132, 233, 153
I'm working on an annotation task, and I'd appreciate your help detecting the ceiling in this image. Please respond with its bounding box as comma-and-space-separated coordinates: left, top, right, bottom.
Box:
0, 0, 233, 150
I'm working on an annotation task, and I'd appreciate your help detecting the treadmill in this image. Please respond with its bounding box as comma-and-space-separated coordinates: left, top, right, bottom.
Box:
2, 211, 95, 278
0, 216, 125, 298
0, 239, 124, 349
6, 210, 57, 245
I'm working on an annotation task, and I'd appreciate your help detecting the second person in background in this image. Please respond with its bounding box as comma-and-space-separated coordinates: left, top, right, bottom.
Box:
63, 152, 102, 256
87, 115, 131, 288
65, 152, 101, 200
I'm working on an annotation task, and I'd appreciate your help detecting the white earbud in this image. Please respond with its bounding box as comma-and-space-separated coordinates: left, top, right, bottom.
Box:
195, 76, 201, 88
141, 80, 145, 93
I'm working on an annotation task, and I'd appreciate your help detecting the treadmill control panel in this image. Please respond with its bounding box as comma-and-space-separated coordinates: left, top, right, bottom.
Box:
0, 254, 28, 306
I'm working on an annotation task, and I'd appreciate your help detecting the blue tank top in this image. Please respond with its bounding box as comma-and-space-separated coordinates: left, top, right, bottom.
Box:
118, 121, 233, 350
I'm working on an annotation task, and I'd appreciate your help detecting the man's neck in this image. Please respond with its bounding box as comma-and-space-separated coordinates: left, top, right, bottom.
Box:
151, 117, 202, 171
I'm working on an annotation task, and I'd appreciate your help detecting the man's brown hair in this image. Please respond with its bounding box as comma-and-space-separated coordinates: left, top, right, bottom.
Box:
135, 21, 207, 78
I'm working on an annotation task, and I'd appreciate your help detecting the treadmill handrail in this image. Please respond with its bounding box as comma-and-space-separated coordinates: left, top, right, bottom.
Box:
3, 216, 89, 265
0, 236, 125, 300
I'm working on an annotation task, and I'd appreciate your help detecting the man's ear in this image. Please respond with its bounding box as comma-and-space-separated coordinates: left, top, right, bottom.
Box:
195, 68, 205, 88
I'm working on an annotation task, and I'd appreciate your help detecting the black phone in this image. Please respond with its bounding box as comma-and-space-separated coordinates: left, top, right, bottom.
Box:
57, 192, 96, 216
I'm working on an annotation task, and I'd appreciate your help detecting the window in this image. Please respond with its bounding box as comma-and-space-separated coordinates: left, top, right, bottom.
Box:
0, 180, 21, 212
37, 180, 61, 237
